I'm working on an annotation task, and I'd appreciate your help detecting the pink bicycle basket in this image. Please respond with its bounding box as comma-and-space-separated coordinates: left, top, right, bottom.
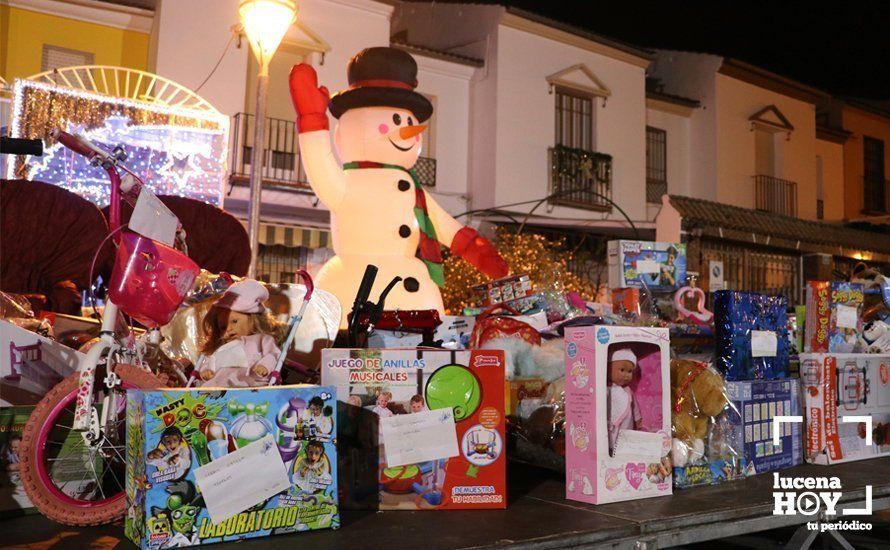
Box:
108, 232, 199, 327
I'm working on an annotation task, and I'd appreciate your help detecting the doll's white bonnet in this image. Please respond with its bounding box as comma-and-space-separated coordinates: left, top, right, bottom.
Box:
215, 279, 269, 314
610, 348, 637, 367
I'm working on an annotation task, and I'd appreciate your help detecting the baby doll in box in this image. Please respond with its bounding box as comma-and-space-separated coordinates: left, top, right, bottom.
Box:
197, 279, 286, 387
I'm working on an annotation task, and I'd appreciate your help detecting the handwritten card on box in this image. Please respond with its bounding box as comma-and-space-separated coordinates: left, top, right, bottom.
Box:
380, 408, 459, 468
614, 430, 663, 458
751, 330, 778, 358
194, 434, 291, 523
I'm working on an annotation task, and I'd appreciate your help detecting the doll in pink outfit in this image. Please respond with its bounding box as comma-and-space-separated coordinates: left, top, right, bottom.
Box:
198, 279, 285, 387
608, 348, 642, 451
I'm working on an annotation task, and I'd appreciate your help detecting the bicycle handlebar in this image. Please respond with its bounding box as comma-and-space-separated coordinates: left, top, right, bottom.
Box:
50, 129, 108, 160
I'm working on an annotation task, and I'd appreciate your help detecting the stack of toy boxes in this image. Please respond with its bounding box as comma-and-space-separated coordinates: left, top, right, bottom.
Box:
801, 353, 890, 464
321, 349, 506, 511
126, 386, 339, 548
804, 281, 864, 353
564, 326, 672, 504
607, 241, 687, 293
471, 274, 534, 307
674, 291, 800, 489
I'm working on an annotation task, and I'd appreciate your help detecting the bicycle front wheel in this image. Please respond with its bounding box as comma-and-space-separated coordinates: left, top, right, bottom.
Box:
19, 364, 163, 525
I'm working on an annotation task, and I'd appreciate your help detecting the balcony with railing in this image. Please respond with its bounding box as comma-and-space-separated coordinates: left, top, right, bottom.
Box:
230, 112, 437, 189
548, 145, 612, 211
863, 176, 890, 215
754, 175, 797, 217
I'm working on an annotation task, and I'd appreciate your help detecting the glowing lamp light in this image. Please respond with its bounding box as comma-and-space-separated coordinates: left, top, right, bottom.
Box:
239, 0, 297, 68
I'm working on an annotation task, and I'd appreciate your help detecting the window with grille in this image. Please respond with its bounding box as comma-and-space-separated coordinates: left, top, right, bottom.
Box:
864, 136, 886, 213
555, 87, 594, 151
41, 45, 94, 72
646, 126, 667, 203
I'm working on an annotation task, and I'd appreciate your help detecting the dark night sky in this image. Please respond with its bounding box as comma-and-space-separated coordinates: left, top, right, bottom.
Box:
497, 1, 890, 99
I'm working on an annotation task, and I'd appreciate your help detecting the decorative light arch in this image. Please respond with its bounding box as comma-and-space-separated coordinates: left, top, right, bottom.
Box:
27, 65, 221, 114
10, 66, 229, 206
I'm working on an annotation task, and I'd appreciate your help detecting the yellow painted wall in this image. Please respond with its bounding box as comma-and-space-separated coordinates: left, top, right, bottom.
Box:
0, 6, 149, 82
842, 105, 890, 219
815, 137, 845, 221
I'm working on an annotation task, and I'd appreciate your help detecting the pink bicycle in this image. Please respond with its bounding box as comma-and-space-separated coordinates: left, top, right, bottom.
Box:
19, 130, 199, 525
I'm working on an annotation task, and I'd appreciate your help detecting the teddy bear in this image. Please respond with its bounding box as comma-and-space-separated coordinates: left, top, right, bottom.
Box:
670, 359, 728, 468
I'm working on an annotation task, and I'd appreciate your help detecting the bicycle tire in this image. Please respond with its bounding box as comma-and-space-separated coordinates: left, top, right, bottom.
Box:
19, 364, 163, 526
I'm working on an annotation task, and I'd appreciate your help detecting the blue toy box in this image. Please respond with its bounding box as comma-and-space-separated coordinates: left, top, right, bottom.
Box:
607, 240, 687, 293
714, 291, 789, 380
126, 386, 339, 548
725, 378, 803, 474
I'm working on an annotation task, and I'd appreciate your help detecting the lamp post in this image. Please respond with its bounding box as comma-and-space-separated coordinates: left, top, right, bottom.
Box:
239, 0, 297, 278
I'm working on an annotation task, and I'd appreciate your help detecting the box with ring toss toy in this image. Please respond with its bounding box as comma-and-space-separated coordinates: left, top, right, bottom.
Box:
322, 349, 506, 510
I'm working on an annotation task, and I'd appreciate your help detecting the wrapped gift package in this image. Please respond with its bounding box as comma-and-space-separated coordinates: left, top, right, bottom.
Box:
565, 326, 672, 504
802, 353, 890, 464
607, 241, 687, 293
321, 349, 506, 511
713, 291, 789, 380
126, 386, 339, 548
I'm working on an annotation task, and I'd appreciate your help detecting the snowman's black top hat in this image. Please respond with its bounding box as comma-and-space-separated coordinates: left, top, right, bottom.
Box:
329, 47, 433, 122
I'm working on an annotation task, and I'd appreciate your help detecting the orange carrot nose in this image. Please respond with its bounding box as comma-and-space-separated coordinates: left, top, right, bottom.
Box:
399, 124, 427, 139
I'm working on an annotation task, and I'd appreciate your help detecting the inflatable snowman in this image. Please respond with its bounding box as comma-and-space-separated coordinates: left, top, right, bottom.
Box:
290, 47, 508, 325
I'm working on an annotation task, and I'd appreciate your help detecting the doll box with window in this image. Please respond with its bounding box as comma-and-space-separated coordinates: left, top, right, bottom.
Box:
321, 349, 506, 511
607, 241, 687, 293
802, 353, 890, 465
125, 385, 339, 549
564, 326, 672, 505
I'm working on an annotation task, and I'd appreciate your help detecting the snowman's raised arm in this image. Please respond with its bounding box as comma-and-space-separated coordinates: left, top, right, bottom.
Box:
424, 190, 509, 280
298, 131, 347, 208
291, 64, 347, 209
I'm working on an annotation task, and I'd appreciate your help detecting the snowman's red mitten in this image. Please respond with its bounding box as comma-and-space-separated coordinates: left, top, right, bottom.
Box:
289, 64, 330, 133
451, 227, 509, 279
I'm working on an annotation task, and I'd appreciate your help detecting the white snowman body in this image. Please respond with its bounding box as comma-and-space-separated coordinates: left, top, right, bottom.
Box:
299, 107, 462, 326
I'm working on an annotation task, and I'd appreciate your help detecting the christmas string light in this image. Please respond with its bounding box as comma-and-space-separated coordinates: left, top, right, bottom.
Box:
8, 79, 230, 206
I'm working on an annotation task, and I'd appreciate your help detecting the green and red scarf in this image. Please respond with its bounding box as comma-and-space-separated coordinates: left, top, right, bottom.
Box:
342, 161, 444, 286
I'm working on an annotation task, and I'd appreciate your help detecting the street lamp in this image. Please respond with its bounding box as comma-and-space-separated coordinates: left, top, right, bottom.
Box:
239, 0, 297, 278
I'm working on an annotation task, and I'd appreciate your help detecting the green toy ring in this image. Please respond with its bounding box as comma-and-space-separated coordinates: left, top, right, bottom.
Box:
424, 365, 482, 422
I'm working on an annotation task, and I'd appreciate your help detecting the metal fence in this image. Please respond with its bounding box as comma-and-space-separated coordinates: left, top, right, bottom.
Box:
549, 145, 612, 210
698, 240, 801, 303
230, 113, 309, 189
755, 174, 797, 217
413, 156, 437, 187
230, 112, 437, 189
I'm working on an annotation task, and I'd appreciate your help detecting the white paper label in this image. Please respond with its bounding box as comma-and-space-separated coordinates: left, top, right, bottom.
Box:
751, 330, 778, 358
613, 430, 663, 458
380, 407, 459, 468
129, 187, 178, 246
194, 435, 291, 524
211, 340, 248, 369
836, 304, 859, 330
636, 259, 661, 274
708, 260, 725, 292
